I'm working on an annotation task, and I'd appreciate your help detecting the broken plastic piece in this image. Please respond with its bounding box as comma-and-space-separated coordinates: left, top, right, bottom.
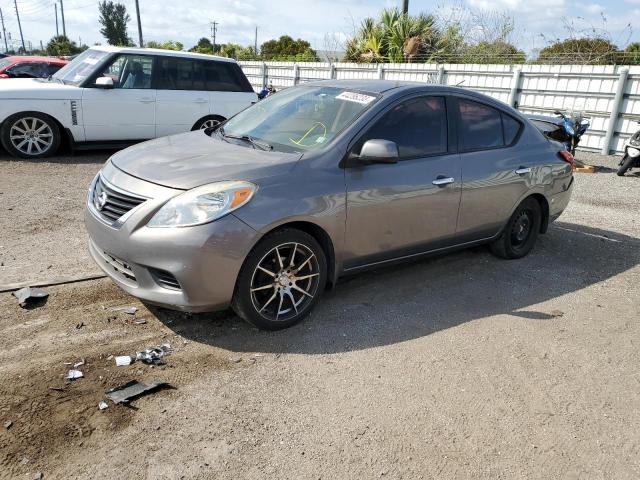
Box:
66, 369, 83, 380
106, 380, 169, 404
98, 401, 108, 410
136, 344, 171, 364
73, 359, 85, 368
12, 287, 49, 308
134, 319, 147, 325
115, 356, 132, 366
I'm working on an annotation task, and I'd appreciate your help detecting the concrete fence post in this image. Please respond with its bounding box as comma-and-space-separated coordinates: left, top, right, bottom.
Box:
601, 67, 629, 155
436, 65, 445, 85
377, 64, 384, 79
508, 68, 522, 108
330, 63, 336, 80
293, 64, 300, 85
261, 62, 267, 89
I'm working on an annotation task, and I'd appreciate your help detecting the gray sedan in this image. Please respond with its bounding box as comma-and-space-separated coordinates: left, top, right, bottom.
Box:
85, 80, 574, 330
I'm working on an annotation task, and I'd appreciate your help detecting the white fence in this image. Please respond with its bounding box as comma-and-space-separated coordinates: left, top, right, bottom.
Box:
239, 61, 640, 155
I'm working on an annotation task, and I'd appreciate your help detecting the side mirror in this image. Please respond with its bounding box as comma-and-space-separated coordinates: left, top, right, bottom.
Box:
95, 76, 114, 89
351, 139, 399, 166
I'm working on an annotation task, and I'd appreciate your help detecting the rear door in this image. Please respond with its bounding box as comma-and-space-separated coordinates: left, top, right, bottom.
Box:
81, 53, 156, 141
205, 61, 257, 118
454, 97, 527, 241
344, 95, 462, 268
154, 56, 211, 137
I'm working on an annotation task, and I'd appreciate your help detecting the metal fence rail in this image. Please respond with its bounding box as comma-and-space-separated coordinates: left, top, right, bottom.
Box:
239, 61, 640, 155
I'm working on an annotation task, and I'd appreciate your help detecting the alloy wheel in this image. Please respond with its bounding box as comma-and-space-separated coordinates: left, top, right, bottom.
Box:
9, 117, 54, 156
249, 242, 320, 322
199, 119, 221, 129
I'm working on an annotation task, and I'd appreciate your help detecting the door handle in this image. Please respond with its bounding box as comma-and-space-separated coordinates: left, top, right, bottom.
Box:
515, 167, 532, 174
432, 177, 455, 186
139, 97, 155, 104
194, 98, 208, 104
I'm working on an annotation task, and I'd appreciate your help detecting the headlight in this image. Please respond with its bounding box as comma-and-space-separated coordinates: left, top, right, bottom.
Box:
148, 181, 256, 227
628, 147, 640, 157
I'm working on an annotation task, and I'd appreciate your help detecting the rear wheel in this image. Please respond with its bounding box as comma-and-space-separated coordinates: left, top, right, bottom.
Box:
193, 115, 225, 131
231, 229, 327, 330
490, 197, 542, 259
617, 155, 635, 176
1, 112, 61, 159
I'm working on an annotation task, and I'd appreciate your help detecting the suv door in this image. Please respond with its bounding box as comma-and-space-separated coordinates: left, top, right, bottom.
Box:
453, 97, 526, 241
203, 60, 257, 119
155, 56, 211, 136
344, 95, 461, 269
81, 54, 156, 141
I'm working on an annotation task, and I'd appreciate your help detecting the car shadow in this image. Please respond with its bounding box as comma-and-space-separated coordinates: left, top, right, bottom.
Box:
0, 146, 118, 165
148, 221, 639, 355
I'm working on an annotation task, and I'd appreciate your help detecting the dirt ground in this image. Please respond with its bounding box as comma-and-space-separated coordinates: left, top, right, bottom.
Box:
0, 150, 639, 479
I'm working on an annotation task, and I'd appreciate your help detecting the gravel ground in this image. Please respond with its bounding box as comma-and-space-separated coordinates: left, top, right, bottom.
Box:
0, 148, 639, 479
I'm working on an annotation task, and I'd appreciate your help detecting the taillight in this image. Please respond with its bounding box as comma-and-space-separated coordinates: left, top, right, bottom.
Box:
558, 150, 576, 169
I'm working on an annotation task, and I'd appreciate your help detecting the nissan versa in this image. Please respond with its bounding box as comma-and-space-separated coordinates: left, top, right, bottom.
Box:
85, 80, 574, 330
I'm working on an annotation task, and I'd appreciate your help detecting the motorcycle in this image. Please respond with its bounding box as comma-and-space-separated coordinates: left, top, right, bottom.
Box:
553, 110, 590, 156
258, 84, 276, 100
617, 120, 640, 176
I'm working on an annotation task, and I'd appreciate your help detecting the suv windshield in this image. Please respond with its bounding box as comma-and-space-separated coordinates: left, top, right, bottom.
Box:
52, 49, 109, 85
221, 86, 379, 153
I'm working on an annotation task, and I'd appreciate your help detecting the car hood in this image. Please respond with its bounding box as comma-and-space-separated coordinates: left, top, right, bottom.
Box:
0, 77, 80, 98
110, 130, 303, 190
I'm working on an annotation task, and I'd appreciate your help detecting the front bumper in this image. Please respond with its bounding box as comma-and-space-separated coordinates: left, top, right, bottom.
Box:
84, 164, 260, 312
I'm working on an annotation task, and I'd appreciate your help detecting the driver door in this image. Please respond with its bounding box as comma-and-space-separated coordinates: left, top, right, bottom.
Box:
344, 95, 462, 269
81, 54, 156, 141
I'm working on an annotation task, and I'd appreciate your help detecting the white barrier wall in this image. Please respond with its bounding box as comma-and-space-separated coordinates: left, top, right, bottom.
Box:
239, 61, 640, 154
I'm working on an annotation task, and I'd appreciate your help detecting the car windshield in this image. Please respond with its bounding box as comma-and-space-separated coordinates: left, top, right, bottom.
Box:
221, 85, 379, 153
52, 49, 109, 85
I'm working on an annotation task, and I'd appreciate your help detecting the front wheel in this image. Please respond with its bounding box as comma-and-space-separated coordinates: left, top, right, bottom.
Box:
1, 112, 61, 159
617, 155, 635, 176
193, 116, 225, 131
490, 197, 542, 259
231, 229, 327, 330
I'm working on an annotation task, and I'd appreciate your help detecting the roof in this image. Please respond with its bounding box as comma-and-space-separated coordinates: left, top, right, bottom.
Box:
4, 56, 68, 64
89, 45, 236, 63
302, 79, 480, 95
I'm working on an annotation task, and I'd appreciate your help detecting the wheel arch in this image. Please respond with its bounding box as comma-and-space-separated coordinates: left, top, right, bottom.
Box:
0, 110, 71, 155
528, 193, 550, 233
191, 114, 226, 131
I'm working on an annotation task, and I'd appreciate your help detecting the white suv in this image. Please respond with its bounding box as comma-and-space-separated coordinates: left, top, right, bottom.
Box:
0, 46, 257, 158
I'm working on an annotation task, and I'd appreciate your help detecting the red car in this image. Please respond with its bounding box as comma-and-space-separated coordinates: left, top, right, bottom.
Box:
0, 56, 68, 79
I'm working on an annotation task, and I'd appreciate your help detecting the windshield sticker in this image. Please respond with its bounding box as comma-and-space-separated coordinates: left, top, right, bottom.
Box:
336, 91, 376, 105
83, 57, 99, 65
315, 136, 326, 143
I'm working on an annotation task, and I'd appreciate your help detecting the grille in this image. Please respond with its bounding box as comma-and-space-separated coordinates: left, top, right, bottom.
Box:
92, 176, 146, 223
95, 248, 137, 285
150, 268, 181, 290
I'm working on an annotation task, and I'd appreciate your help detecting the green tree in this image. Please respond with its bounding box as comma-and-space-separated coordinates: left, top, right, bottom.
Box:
45, 35, 85, 56
461, 41, 525, 64
260, 35, 319, 61
538, 38, 620, 64
189, 37, 213, 54
621, 42, 640, 65
146, 40, 183, 51
98, 1, 132, 46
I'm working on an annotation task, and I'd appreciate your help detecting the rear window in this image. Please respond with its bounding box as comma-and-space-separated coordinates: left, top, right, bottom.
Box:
155, 57, 253, 92
457, 99, 522, 150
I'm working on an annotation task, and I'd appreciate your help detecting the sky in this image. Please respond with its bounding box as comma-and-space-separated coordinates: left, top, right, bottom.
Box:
0, 0, 638, 55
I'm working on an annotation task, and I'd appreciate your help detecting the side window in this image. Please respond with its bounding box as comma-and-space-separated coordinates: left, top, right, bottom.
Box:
96, 54, 153, 89
457, 99, 503, 150
502, 113, 521, 145
202, 61, 249, 92
356, 96, 448, 159
47, 63, 63, 76
8, 62, 46, 77
155, 57, 204, 91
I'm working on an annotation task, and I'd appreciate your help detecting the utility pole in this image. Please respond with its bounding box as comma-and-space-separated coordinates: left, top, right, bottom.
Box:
254, 26, 258, 54
402, 0, 408, 14
134, 0, 143, 47
60, 0, 66, 37
211, 21, 218, 53
0, 8, 8, 54
13, 0, 25, 53
55, 3, 59, 37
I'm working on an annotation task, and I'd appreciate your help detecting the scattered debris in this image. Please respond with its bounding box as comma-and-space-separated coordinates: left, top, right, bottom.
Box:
48, 387, 66, 392
106, 380, 169, 404
229, 356, 242, 363
12, 287, 49, 308
66, 369, 83, 380
32, 472, 43, 480
134, 319, 147, 325
4, 420, 12, 429
115, 355, 133, 367
550, 310, 565, 318
73, 359, 85, 368
124, 306, 138, 315
136, 343, 171, 365
98, 401, 109, 411
75, 322, 86, 329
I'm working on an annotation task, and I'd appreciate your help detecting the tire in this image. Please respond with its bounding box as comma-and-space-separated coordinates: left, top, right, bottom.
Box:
1, 112, 61, 159
617, 155, 635, 176
489, 197, 542, 260
231, 229, 327, 331
192, 115, 225, 131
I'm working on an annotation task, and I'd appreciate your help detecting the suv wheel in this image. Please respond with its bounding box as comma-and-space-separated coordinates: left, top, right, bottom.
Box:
1, 112, 61, 159
193, 116, 225, 130
232, 229, 327, 330
490, 197, 542, 259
